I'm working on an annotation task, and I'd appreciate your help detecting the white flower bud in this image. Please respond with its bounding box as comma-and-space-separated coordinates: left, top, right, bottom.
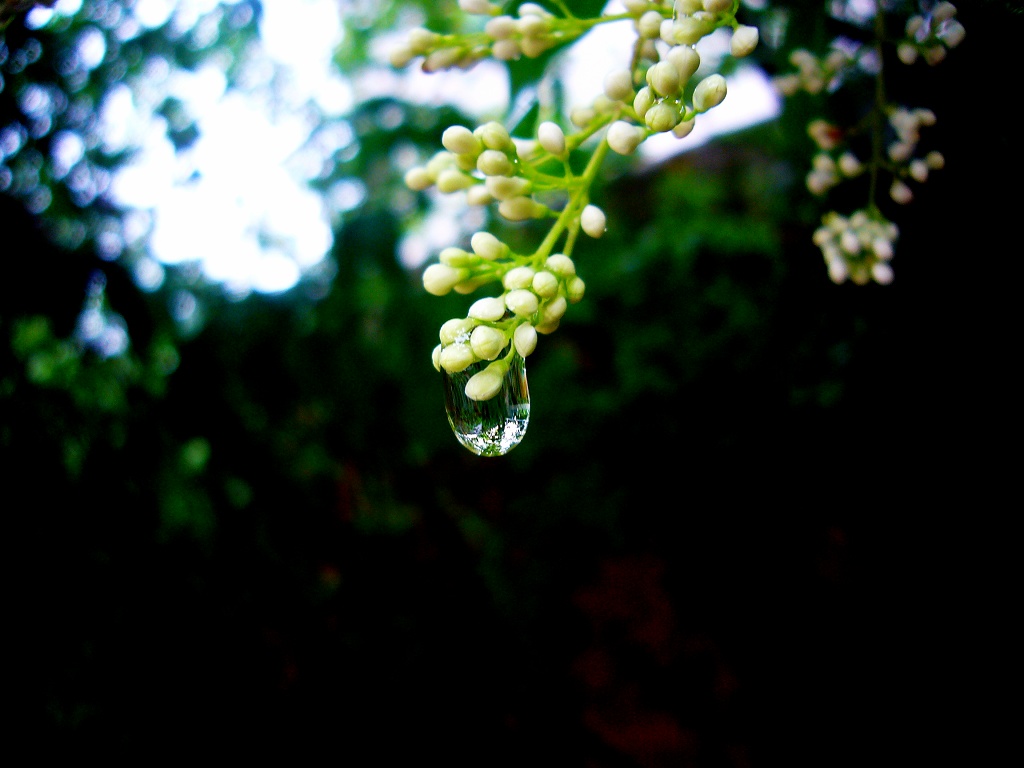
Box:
499, 196, 545, 221
897, 42, 918, 65
468, 296, 507, 321
389, 44, 414, 69
647, 61, 681, 97
873, 238, 894, 261
537, 121, 566, 155
730, 25, 759, 58
469, 232, 508, 262
906, 15, 925, 37
425, 151, 456, 179
431, 344, 443, 371
607, 120, 645, 155
570, 106, 596, 128
520, 35, 552, 58
909, 159, 929, 183
672, 119, 695, 139
440, 318, 476, 345
459, 0, 496, 15
672, 16, 712, 45
407, 28, 439, 55
485, 15, 516, 39
660, 18, 677, 44
477, 149, 514, 177
505, 289, 540, 317
623, 0, 652, 13
890, 180, 913, 205
633, 87, 655, 120
566, 276, 585, 303
666, 45, 701, 83
485, 175, 531, 201
442, 125, 482, 156
518, 2, 552, 17
675, 0, 703, 14
532, 271, 559, 298
503, 266, 536, 290
465, 186, 494, 206
475, 121, 512, 150
638, 10, 664, 39
465, 364, 504, 401
470, 325, 508, 360
603, 70, 634, 103
645, 102, 680, 133
932, 2, 957, 22
440, 342, 477, 373
403, 167, 433, 191
888, 141, 913, 163
692, 74, 727, 112
514, 323, 538, 357
492, 39, 522, 61
827, 257, 848, 284
939, 20, 966, 47
871, 262, 894, 285
838, 152, 863, 176
436, 169, 475, 193
540, 296, 567, 324
423, 47, 461, 72
581, 205, 606, 238
545, 254, 576, 277
703, 0, 733, 13
423, 264, 468, 296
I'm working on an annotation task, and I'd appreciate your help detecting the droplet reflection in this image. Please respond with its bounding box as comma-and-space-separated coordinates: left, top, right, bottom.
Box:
443, 353, 529, 457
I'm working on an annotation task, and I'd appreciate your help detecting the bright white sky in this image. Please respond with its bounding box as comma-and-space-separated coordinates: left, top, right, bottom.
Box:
27, 0, 779, 296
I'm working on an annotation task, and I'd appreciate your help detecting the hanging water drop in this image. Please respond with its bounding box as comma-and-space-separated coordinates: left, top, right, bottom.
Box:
443, 353, 530, 456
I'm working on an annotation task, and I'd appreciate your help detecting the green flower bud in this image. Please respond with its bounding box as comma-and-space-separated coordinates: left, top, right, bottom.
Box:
431, 343, 442, 371
672, 119, 695, 139
475, 121, 512, 151
403, 167, 433, 191
693, 74, 727, 112
465, 185, 494, 206
647, 61, 681, 97
423, 264, 468, 295
436, 168, 475, 193
532, 270, 559, 297
499, 196, 545, 222
566, 276, 586, 303
503, 266, 536, 290
703, 0, 732, 12
407, 28, 439, 55
439, 247, 476, 267
425, 151, 456, 179
645, 102, 680, 133
440, 317, 476, 345
637, 10, 663, 38
468, 296, 507, 321
465, 362, 504, 401
470, 325, 508, 360
470, 231, 509, 260
485, 175, 531, 201
633, 87, 655, 119
505, 289, 540, 317
439, 342, 477, 373
477, 149, 514, 177
544, 254, 575, 278
514, 323, 538, 357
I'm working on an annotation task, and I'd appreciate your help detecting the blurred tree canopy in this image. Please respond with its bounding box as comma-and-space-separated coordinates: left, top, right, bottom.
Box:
2, 0, 1015, 764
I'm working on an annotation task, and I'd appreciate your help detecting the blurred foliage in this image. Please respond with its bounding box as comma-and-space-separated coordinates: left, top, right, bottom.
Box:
2, 0, 1017, 764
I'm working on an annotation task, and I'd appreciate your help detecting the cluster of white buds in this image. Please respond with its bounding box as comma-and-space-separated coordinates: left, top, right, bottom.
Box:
427, 244, 587, 401
813, 210, 898, 286
886, 107, 945, 205
898, 2, 965, 66
389, 2, 584, 70
772, 46, 854, 97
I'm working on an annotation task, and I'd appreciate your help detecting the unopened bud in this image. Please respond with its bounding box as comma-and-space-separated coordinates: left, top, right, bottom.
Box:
506, 289, 540, 317
468, 296, 507, 321
607, 120, 645, 155
503, 266, 536, 290
545, 254, 576, 277
537, 121, 566, 155
730, 25, 759, 58
532, 271, 559, 298
604, 70, 634, 102
423, 264, 468, 295
440, 342, 477, 373
566, 276, 585, 303
581, 205, 606, 238
465, 363, 504, 401
645, 102, 680, 133
470, 325, 508, 360
442, 125, 482, 156
693, 74, 727, 112
514, 323, 538, 357
470, 231, 508, 260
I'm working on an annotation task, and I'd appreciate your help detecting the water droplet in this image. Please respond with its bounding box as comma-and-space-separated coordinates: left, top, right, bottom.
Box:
443, 353, 530, 457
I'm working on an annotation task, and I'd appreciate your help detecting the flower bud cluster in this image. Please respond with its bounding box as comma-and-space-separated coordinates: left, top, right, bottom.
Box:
772, 46, 855, 97
427, 244, 587, 400
389, 3, 588, 71
661, 0, 744, 48
813, 210, 898, 286
897, 2, 965, 66
885, 107, 944, 205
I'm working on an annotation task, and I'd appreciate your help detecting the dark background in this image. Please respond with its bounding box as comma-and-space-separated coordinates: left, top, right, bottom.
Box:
2, 1, 1014, 764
